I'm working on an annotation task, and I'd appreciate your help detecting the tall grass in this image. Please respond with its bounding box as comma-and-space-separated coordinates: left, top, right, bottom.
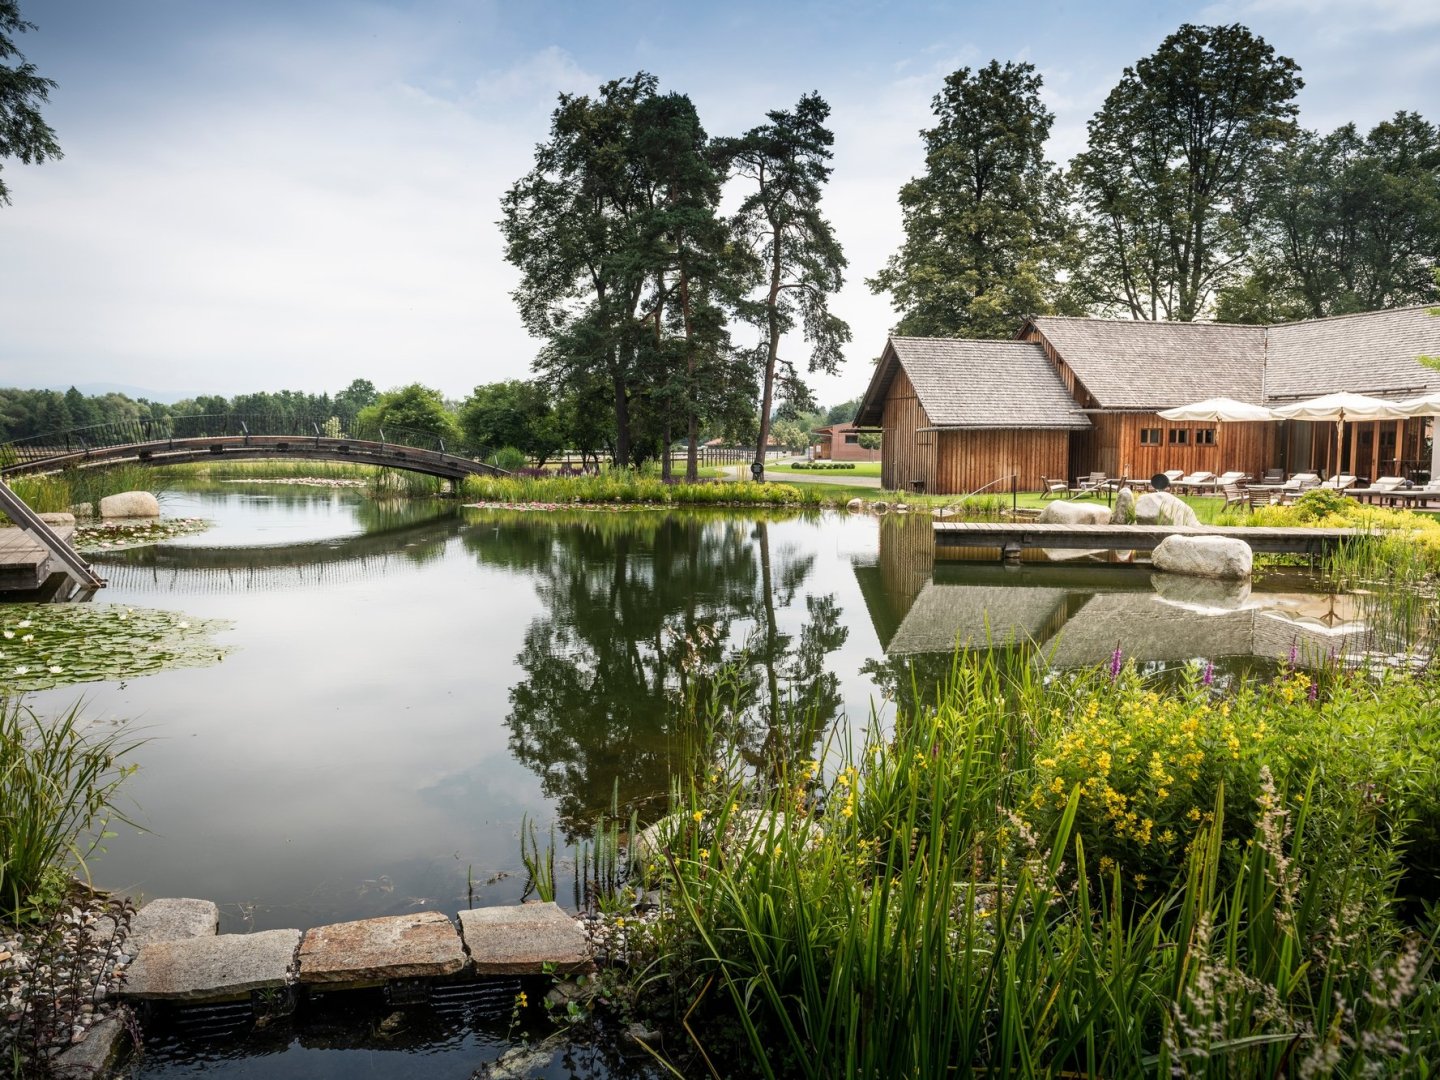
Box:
0, 698, 141, 922
462, 471, 826, 507
617, 653, 1440, 1078
5, 465, 157, 518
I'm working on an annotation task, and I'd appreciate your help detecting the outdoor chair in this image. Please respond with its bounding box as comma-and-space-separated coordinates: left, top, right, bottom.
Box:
1173, 470, 1215, 493
1160, 469, 1185, 485
1372, 476, 1406, 490
1221, 484, 1248, 511
1281, 472, 1320, 493
1263, 469, 1284, 484
1319, 474, 1358, 491
1070, 472, 1107, 498
1249, 488, 1285, 509
1039, 475, 1069, 500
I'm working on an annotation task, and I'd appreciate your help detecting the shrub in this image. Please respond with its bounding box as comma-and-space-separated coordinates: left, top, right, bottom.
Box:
488, 446, 529, 473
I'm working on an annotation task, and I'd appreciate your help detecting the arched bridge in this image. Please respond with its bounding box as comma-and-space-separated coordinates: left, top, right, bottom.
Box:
0, 414, 511, 481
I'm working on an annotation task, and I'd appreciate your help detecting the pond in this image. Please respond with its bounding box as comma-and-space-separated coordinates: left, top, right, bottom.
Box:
15, 484, 1381, 1077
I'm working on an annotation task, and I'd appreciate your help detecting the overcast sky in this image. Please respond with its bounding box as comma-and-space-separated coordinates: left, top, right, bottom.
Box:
1, 0, 1436, 406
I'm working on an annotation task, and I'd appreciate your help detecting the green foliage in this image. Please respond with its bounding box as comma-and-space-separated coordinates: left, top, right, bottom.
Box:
629, 654, 1440, 1077
0, 697, 140, 921
461, 472, 824, 508
0, 1, 61, 208
1218, 112, 1440, 321
1070, 24, 1303, 320
487, 446, 528, 472
459, 380, 563, 465
354, 383, 458, 443
868, 61, 1074, 338
720, 92, 851, 464
5, 464, 156, 518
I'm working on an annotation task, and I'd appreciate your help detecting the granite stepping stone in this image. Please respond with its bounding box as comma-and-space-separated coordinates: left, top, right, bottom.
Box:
122, 929, 301, 1001
124, 898, 219, 956
298, 911, 467, 987
457, 902, 590, 975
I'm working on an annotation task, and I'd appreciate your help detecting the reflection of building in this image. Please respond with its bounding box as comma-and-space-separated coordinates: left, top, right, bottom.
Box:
811, 422, 880, 462
855, 515, 1368, 666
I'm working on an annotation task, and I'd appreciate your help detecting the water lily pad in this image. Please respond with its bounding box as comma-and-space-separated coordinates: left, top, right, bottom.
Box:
0, 604, 230, 692
73, 518, 212, 553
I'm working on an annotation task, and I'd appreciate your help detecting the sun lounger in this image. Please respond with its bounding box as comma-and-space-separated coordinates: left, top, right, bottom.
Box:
1281, 472, 1320, 492
1172, 471, 1215, 493
1319, 474, 1357, 491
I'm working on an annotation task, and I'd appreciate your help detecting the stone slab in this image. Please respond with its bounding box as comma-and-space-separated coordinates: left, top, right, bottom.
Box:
122, 929, 300, 1001
54, 1012, 134, 1079
124, 898, 219, 956
458, 903, 590, 975
298, 911, 467, 985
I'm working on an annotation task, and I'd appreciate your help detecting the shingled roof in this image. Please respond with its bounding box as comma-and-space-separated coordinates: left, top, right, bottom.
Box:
854, 337, 1091, 430
1264, 305, 1440, 401
1024, 316, 1266, 409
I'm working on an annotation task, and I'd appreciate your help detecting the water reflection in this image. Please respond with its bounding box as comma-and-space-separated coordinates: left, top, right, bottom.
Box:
853, 515, 1373, 705
464, 512, 847, 835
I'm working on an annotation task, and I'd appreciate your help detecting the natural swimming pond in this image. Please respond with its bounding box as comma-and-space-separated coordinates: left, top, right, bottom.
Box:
13, 484, 1389, 1077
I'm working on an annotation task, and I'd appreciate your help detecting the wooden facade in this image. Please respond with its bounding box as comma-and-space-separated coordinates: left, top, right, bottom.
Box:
876, 369, 1071, 493
1067, 414, 1278, 483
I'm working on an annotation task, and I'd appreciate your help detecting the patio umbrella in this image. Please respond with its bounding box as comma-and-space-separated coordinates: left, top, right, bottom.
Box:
1157, 397, 1278, 422
1270, 392, 1410, 479
1397, 393, 1440, 481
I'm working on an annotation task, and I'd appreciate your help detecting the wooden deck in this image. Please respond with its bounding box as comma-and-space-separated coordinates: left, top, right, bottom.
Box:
934, 521, 1361, 559
0, 524, 77, 592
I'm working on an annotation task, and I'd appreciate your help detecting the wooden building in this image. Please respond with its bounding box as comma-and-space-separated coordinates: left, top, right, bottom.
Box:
853, 337, 1091, 493
811, 421, 882, 462
855, 306, 1440, 494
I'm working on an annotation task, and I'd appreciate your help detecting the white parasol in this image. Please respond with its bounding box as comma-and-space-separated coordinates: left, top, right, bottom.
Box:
1270, 392, 1411, 478
1397, 393, 1440, 480
1157, 397, 1278, 422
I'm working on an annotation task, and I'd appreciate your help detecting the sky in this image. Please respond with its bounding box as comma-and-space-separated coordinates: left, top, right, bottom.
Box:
1, 0, 1437, 407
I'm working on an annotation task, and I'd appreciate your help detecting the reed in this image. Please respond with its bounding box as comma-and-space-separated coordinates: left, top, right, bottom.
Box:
612, 653, 1440, 1078
6, 465, 157, 518
0, 698, 141, 922
461, 472, 827, 507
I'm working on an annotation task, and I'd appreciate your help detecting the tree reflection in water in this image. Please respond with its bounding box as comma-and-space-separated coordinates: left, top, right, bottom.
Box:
465, 511, 848, 837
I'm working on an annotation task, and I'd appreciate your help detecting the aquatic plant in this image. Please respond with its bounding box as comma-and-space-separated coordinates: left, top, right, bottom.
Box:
0, 698, 141, 922
461, 472, 824, 507
0, 605, 229, 693
608, 652, 1440, 1078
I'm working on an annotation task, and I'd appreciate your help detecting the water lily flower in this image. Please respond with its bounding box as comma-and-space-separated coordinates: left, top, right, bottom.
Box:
21, 634, 34, 644
2, 631, 11, 640
13, 666, 28, 676
48, 665, 63, 674
17, 620, 30, 629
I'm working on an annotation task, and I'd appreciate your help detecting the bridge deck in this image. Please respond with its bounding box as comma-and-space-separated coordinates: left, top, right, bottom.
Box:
934, 521, 1361, 558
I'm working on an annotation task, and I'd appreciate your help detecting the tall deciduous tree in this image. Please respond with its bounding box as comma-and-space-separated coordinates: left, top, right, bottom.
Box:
721, 93, 851, 472
0, 1, 59, 206
1217, 112, 1440, 322
354, 383, 458, 444
869, 61, 1073, 338
1070, 24, 1302, 320
502, 74, 661, 468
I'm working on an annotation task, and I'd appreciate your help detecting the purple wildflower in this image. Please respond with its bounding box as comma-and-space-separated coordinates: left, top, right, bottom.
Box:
1308, 680, 1319, 702
1202, 660, 1215, 687
1288, 638, 1298, 668
1109, 645, 1123, 681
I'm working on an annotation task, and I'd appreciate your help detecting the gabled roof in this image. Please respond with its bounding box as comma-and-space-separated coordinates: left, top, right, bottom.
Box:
1023, 316, 1266, 410
854, 337, 1091, 430
1264, 305, 1440, 402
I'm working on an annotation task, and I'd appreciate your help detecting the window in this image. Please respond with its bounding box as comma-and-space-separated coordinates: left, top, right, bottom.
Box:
843, 433, 859, 444
1195, 428, 1216, 446
1139, 428, 1162, 445
1168, 429, 1189, 445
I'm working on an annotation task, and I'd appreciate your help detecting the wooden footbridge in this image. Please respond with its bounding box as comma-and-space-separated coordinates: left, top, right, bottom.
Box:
0, 413, 512, 483
934, 521, 1364, 561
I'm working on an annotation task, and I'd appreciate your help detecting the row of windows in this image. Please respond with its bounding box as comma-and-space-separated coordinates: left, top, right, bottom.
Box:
1139, 428, 1216, 446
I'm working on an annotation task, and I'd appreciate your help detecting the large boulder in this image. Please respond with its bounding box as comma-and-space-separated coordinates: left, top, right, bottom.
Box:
1134, 491, 1201, 527
1037, 500, 1112, 525
99, 490, 160, 519
1109, 487, 1136, 524
1152, 535, 1252, 580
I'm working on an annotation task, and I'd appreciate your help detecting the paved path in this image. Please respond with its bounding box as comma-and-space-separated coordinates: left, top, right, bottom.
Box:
725, 464, 883, 489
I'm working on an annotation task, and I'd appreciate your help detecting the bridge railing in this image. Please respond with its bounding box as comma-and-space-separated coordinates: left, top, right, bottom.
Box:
0, 413, 494, 471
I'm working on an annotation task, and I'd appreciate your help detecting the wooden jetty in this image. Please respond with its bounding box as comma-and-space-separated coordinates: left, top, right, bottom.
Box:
934, 521, 1362, 561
